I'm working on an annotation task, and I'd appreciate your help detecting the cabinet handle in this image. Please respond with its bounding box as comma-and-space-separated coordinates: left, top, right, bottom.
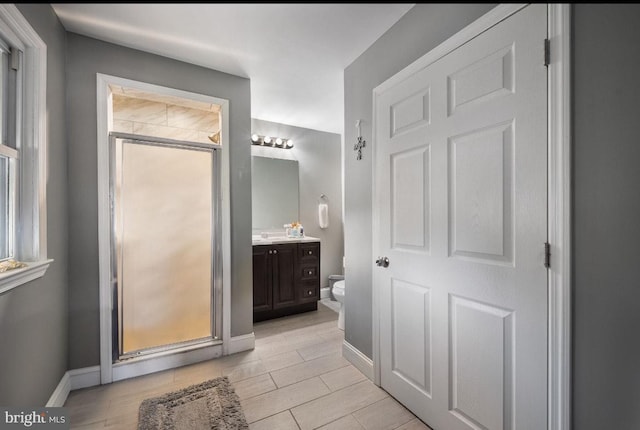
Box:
308, 290, 313, 296
269, 250, 272, 254
308, 250, 312, 255
273, 249, 278, 254
308, 270, 313, 275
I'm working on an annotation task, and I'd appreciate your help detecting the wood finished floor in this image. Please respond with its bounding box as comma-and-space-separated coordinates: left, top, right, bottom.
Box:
65, 302, 431, 429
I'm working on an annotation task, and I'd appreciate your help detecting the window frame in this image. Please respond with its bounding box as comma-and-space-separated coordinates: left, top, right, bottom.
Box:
0, 4, 51, 294
0, 144, 18, 261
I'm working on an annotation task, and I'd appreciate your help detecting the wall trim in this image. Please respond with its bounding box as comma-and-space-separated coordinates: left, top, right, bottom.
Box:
0, 259, 52, 295
69, 366, 102, 391
371, 4, 571, 430
547, 4, 571, 430
46, 372, 70, 407
342, 340, 374, 381
46, 366, 102, 407
96, 74, 232, 384
227, 333, 256, 355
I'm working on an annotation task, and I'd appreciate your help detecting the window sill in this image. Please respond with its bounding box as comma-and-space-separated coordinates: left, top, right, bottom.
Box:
0, 259, 53, 295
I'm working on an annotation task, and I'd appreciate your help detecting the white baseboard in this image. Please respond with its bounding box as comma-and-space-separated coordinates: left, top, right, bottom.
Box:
342, 340, 374, 381
69, 366, 101, 390
320, 287, 330, 299
227, 333, 255, 355
46, 372, 70, 407
45, 365, 102, 407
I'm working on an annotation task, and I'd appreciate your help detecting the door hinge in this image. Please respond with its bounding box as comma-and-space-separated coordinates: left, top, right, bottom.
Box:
544, 242, 551, 269
544, 38, 551, 67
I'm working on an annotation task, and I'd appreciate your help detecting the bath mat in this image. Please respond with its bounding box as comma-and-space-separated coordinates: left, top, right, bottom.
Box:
138, 376, 249, 429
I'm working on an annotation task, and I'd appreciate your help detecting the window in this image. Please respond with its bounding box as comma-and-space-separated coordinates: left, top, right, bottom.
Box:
0, 5, 51, 293
0, 142, 17, 262
0, 38, 18, 262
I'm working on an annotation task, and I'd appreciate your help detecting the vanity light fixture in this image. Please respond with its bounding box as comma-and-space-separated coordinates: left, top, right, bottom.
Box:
250, 134, 294, 149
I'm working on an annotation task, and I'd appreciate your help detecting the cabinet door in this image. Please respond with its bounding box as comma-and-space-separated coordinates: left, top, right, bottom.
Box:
273, 244, 297, 309
252, 246, 272, 312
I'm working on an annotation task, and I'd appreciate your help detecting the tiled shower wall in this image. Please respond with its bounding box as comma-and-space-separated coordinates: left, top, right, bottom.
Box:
112, 94, 220, 145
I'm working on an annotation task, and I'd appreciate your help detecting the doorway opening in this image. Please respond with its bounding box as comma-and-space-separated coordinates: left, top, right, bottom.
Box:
370, 4, 571, 430
97, 75, 231, 383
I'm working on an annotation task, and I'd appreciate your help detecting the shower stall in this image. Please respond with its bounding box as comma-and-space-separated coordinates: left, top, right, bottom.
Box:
109, 132, 222, 361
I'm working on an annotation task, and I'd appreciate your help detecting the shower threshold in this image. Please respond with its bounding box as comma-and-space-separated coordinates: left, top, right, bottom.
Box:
112, 338, 224, 382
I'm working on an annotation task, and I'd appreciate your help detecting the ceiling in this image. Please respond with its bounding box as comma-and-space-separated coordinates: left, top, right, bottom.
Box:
51, 3, 415, 135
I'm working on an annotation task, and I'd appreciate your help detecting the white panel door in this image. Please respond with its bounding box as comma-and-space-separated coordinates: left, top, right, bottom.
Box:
375, 5, 547, 430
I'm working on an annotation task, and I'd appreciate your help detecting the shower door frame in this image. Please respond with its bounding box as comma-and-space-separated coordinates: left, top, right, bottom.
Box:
97, 74, 233, 384
109, 132, 223, 362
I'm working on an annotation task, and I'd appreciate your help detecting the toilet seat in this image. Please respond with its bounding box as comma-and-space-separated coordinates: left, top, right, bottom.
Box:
333, 280, 345, 298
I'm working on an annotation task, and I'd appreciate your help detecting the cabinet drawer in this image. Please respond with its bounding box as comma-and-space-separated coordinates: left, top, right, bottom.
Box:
299, 243, 319, 260
301, 265, 318, 280
299, 283, 318, 303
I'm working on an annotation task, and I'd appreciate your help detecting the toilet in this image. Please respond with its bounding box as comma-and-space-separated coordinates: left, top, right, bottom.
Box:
332, 280, 345, 330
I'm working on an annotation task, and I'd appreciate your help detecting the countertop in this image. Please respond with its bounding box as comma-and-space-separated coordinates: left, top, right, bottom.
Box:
252, 235, 320, 246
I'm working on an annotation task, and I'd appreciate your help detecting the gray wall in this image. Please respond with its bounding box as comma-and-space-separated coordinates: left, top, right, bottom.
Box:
343, 3, 496, 358
251, 119, 344, 288
573, 5, 640, 429
66, 34, 252, 368
0, 4, 68, 405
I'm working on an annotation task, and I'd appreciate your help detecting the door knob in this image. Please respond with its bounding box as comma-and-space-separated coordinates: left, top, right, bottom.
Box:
375, 257, 390, 268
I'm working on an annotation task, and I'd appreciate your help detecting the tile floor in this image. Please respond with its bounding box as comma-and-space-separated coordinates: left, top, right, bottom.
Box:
64, 302, 431, 429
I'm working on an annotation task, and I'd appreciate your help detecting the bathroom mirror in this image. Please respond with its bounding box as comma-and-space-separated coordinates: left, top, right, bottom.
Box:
251, 156, 299, 232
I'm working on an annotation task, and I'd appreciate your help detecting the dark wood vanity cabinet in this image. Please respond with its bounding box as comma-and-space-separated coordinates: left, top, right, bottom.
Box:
253, 241, 320, 322
297, 242, 321, 304
252, 246, 274, 312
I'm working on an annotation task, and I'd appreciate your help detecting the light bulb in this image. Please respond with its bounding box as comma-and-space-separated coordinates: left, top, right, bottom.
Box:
286, 139, 294, 148
251, 134, 260, 142
263, 136, 272, 144
275, 138, 283, 146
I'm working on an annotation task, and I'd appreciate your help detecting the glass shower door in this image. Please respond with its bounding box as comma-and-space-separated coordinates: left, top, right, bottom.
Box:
111, 134, 219, 359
